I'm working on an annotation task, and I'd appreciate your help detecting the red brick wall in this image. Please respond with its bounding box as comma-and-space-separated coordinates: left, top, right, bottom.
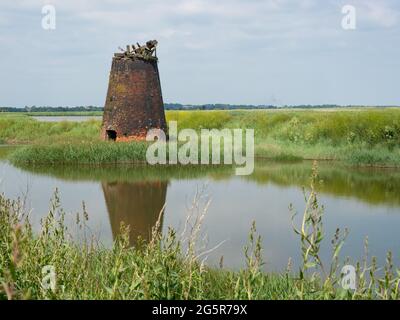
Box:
101, 58, 167, 141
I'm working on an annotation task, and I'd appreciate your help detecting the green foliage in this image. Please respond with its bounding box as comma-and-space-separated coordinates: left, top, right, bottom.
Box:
289, 162, 400, 299
10, 142, 148, 165
345, 147, 400, 166
269, 110, 400, 146
2, 109, 400, 166
0, 190, 295, 300
3, 109, 400, 147
0, 115, 100, 144
166, 110, 233, 130
1, 165, 400, 300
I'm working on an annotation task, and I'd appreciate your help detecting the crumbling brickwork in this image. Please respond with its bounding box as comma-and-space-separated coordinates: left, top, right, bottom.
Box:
101, 46, 167, 141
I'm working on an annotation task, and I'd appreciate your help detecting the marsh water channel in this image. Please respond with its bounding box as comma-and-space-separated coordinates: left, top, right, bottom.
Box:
1, 151, 400, 272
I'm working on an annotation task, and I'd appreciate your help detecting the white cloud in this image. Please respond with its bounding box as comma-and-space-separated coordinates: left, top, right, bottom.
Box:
176, 0, 206, 15
344, 0, 399, 28
365, 1, 399, 27
0, 0, 399, 106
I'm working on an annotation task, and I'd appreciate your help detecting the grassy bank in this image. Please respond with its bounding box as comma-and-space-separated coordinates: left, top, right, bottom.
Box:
1, 165, 399, 300
0, 113, 99, 144
10, 141, 149, 165
2, 108, 400, 166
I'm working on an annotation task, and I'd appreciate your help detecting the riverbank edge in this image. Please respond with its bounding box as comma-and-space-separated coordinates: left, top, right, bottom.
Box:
6, 141, 400, 168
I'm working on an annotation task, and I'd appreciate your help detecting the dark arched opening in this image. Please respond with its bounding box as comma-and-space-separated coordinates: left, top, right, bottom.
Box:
106, 130, 117, 141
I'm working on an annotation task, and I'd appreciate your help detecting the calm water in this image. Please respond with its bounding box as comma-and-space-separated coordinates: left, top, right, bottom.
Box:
1, 159, 400, 271
31, 116, 102, 122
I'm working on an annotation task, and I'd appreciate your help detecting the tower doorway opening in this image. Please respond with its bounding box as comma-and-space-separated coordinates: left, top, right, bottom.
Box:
106, 130, 117, 141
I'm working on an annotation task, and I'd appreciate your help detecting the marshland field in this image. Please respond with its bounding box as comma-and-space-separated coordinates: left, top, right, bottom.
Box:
1, 108, 400, 299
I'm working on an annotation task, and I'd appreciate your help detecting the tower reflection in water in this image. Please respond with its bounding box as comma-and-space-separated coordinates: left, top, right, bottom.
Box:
102, 180, 168, 245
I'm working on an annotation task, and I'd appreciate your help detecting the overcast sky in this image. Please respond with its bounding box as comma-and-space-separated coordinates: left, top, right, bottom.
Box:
0, 0, 399, 107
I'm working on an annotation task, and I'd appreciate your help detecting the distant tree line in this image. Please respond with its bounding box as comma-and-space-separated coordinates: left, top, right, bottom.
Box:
0, 104, 398, 112
164, 103, 277, 110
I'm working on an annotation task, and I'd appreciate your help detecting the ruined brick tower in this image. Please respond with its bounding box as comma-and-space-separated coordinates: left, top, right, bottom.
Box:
101, 40, 167, 141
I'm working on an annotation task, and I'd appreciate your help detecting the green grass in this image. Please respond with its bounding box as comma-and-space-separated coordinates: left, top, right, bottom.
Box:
10, 142, 148, 165
1, 164, 399, 300
0, 114, 100, 144
2, 109, 400, 166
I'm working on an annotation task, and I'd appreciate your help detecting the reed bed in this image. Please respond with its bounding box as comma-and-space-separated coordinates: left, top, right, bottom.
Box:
1, 163, 399, 300
2, 109, 400, 166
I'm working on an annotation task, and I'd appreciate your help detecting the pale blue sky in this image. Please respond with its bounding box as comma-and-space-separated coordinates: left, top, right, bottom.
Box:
0, 0, 399, 107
